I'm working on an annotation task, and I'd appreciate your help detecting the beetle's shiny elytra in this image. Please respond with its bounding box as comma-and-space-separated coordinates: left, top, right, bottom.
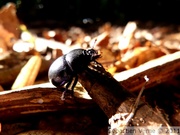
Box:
48, 48, 100, 100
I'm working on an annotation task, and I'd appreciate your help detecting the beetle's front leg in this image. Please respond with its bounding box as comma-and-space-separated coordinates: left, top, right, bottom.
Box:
71, 75, 78, 98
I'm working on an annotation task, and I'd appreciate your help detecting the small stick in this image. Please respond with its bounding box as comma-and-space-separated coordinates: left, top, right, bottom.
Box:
130, 75, 149, 116
109, 75, 149, 129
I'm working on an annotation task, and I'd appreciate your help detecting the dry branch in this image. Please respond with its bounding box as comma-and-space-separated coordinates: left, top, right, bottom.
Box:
78, 58, 177, 132
114, 51, 180, 92
0, 85, 95, 121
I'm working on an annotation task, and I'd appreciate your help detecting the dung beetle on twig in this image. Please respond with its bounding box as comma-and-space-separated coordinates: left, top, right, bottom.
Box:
48, 48, 101, 100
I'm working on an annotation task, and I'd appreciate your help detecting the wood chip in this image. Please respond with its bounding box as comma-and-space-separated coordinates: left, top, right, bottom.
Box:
11, 54, 42, 89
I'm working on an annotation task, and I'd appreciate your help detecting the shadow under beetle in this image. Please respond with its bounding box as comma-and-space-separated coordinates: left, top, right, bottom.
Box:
48, 48, 101, 100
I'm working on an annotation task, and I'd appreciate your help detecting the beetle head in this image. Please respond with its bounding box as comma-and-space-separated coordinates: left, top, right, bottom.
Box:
83, 48, 101, 61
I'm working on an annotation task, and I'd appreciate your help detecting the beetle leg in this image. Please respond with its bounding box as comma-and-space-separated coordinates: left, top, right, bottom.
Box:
71, 75, 78, 98
61, 77, 73, 100
61, 91, 66, 100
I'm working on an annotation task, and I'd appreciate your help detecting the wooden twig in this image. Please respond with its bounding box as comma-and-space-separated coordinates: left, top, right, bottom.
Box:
0, 84, 95, 121
114, 51, 180, 92
78, 60, 174, 133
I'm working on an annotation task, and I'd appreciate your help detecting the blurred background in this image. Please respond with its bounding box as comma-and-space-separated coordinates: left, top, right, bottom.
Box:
1, 0, 180, 27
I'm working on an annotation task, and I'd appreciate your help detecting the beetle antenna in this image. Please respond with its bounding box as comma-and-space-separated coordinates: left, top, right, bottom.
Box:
91, 38, 97, 49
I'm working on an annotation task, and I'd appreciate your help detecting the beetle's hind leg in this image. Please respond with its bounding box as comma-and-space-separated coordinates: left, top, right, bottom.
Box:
61, 90, 66, 100
61, 76, 78, 100
61, 77, 73, 100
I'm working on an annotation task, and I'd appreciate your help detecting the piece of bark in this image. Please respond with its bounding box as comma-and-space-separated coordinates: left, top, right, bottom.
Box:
78, 61, 173, 132
114, 51, 180, 92
0, 84, 95, 121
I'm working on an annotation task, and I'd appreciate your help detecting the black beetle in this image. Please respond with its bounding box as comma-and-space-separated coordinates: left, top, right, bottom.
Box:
48, 48, 101, 100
